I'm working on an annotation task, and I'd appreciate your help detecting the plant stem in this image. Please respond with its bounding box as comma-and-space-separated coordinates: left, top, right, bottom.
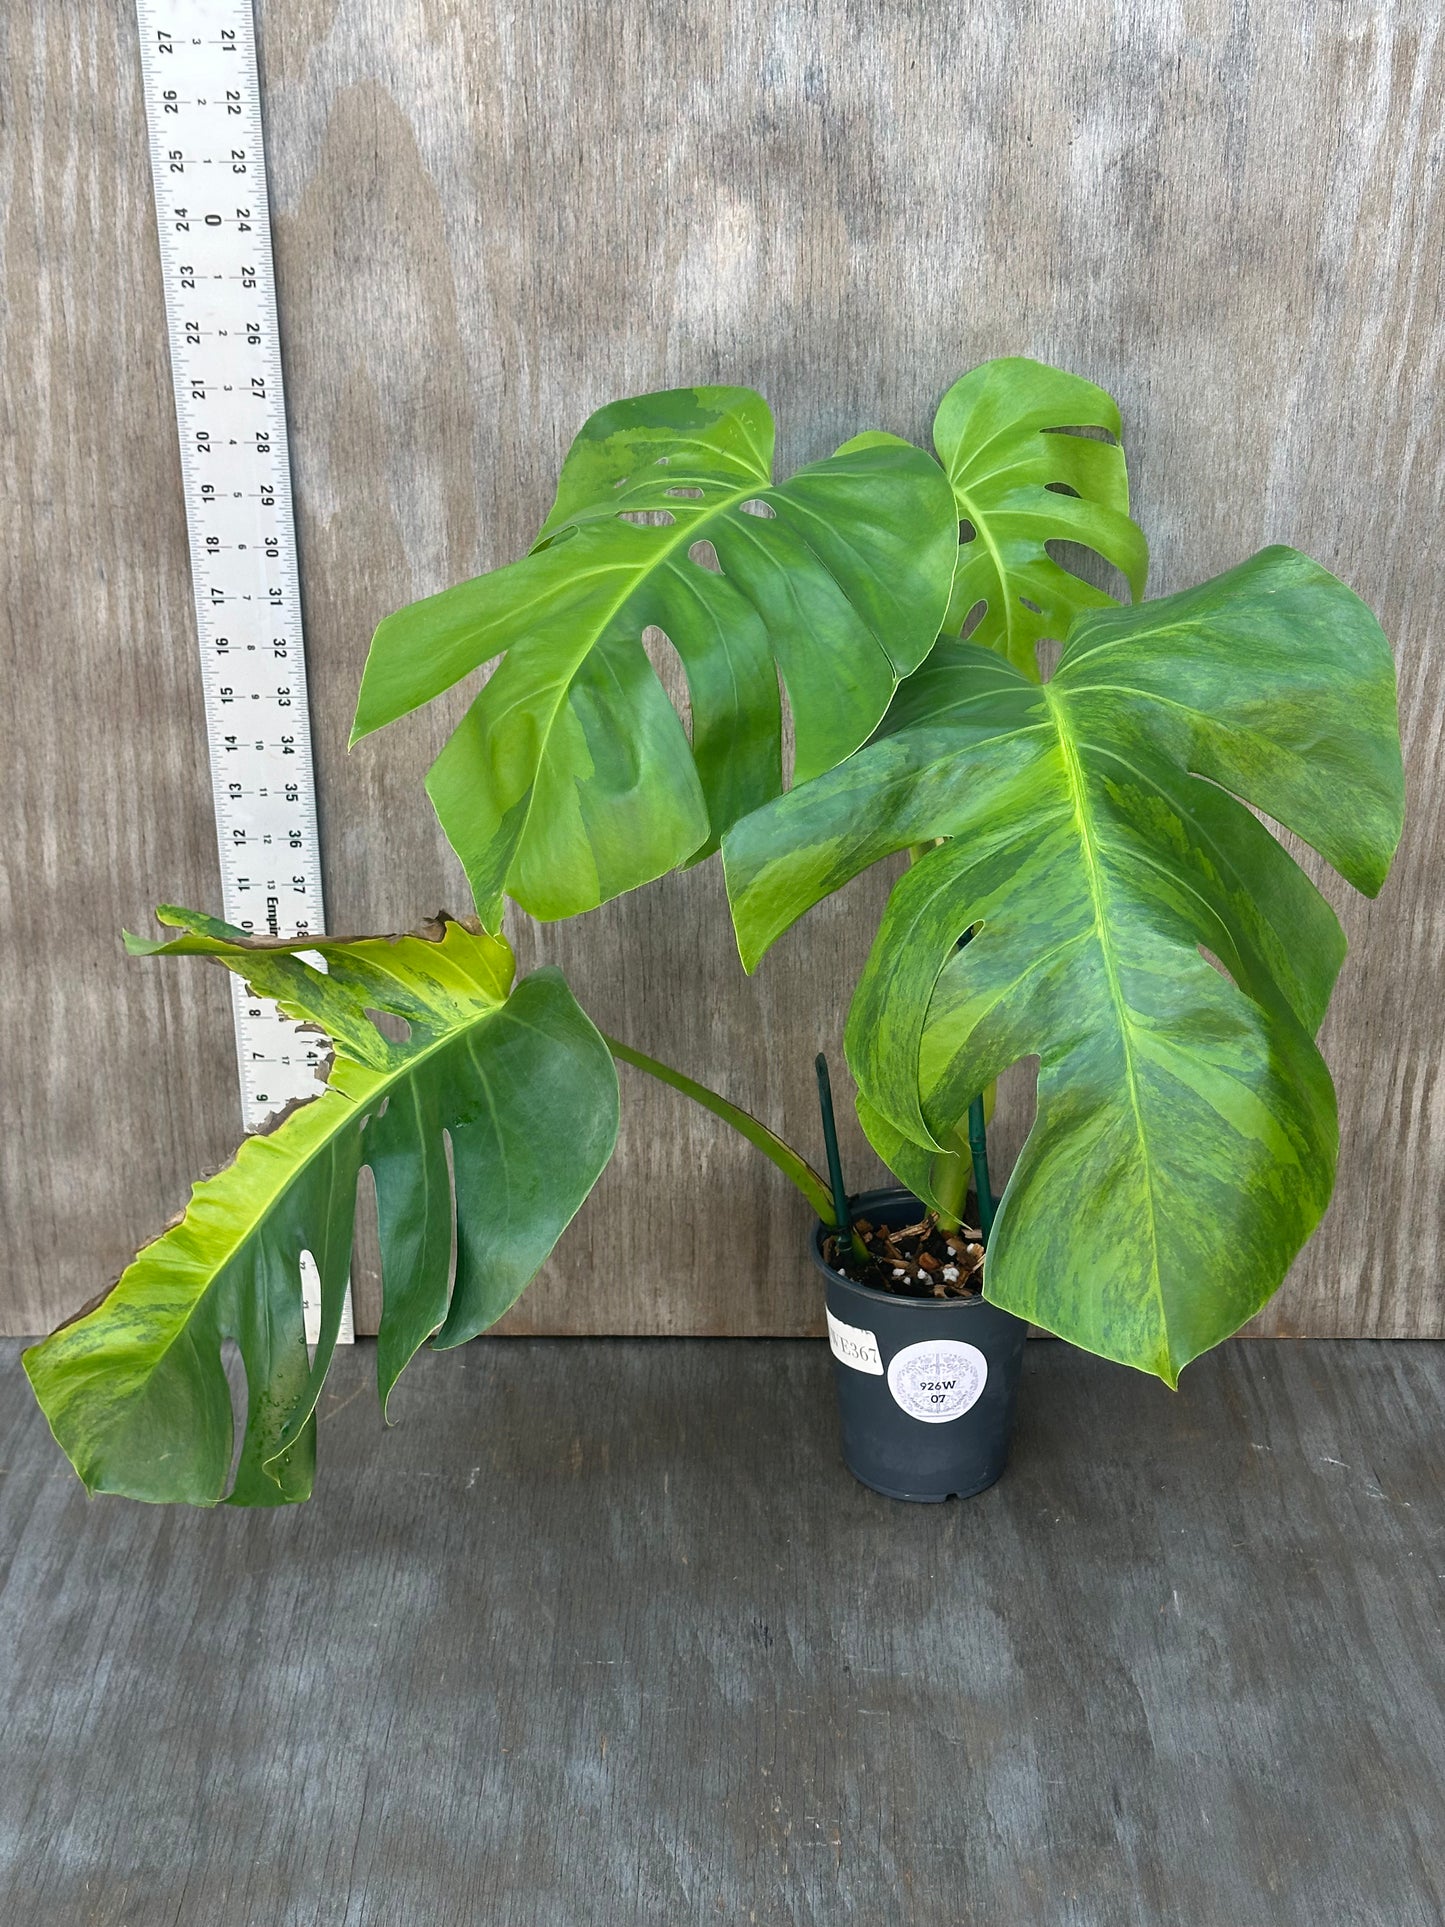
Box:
814, 1054, 849, 1228
910, 849, 998, 1242
604, 1034, 836, 1224
930, 1133, 970, 1233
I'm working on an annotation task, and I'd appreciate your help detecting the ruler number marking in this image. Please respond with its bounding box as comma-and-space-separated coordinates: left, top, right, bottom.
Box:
137, 2, 351, 1342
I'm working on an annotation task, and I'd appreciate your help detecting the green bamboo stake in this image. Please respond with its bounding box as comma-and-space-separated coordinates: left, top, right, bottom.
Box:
952, 922, 996, 1245
967, 1091, 996, 1245
815, 1054, 869, 1263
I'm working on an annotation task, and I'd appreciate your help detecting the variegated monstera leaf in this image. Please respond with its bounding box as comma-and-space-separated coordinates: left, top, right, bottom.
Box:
934, 356, 1149, 671
25, 912, 618, 1505
352, 386, 958, 927
725, 548, 1404, 1383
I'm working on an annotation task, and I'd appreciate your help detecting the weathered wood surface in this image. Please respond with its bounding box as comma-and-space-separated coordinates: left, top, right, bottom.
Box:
2, 0, 1442, 1335
2, 1335, 1443, 1923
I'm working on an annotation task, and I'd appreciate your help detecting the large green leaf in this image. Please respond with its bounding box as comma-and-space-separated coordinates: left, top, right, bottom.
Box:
24, 912, 619, 1505
936, 357, 1149, 674
352, 386, 958, 928
724, 547, 1404, 1383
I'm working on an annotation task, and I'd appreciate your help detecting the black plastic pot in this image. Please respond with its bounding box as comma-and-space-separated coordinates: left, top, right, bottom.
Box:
810, 1188, 1028, 1503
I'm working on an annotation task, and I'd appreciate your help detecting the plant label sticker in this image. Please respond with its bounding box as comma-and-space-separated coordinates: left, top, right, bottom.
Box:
826, 1307, 884, 1375
886, 1339, 989, 1424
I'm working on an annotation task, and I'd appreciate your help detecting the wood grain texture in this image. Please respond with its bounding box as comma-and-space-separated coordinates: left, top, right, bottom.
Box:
1, 0, 238, 1337
2, 0, 1442, 1336
2, 1334, 1444, 1923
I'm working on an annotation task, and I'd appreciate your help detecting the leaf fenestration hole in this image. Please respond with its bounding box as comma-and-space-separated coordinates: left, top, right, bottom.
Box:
641, 624, 693, 742
442, 1127, 459, 1315
1034, 638, 1063, 680
740, 498, 776, 519
617, 509, 675, 528
1188, 772, 1306, 881
958, 518, 976, 544
222, 1337, 249, 1485
298, 1248, 323, 1360
688, 539, 722, 574
1018, 596, 1043, 616
1197, 945, 1239, 990
1041, 422, 1119, 446
1046, 539, 1132, 606
532, 522, 580, 553
665, 486, 705, 499
959, 599, 987, 639
1045, 481, 1081, 498
777, 664, 796, 789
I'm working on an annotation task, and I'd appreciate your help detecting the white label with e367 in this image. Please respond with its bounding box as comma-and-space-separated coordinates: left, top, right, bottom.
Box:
826, 1308, 884, 1375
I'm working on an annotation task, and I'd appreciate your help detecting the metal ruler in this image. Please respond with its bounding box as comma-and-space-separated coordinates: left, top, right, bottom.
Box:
136, 0, 350, 1340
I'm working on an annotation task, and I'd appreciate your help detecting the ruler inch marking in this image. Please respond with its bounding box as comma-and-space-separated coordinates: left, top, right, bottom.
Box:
137, 0, 352, 1343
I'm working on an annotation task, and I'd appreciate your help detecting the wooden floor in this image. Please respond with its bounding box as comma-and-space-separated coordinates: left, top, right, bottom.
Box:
2, 1337, 1442, 1925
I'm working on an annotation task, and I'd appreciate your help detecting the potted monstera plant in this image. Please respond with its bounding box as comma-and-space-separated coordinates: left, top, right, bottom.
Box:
26, 359, 1404, 1508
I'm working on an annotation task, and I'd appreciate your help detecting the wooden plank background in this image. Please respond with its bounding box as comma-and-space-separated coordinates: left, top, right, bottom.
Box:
3, 0, 1441, 1340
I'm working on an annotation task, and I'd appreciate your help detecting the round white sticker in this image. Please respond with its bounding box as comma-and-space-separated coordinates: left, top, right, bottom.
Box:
886, 1339, 989, 1424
